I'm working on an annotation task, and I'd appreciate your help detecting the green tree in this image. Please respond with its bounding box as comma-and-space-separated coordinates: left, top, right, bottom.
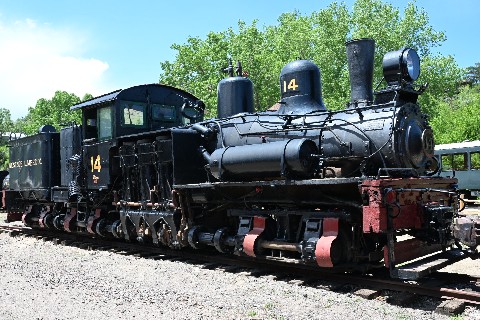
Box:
159, 0, 462, 117
465, 62, 480, 85
0, 108, 14, 169
19, 91, 83, 135
0, 108, 14, 137
430, 85, 480, 144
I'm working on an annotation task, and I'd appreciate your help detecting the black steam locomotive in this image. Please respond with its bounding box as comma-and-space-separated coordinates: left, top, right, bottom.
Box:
4, 39, 478, 279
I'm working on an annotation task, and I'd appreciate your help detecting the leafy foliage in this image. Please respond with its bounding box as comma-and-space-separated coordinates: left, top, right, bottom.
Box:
0, 108, 14, 170
159, 0, 462, 118
417, 55, 463, 117
18, 91, 83, 135
430, 85, 480, 144
465, 62, 480, 85
0, 108, 14, 137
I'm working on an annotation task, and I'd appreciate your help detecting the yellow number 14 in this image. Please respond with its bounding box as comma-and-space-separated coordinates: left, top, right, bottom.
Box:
90, 155, 102, 172
283, 78, 299, 92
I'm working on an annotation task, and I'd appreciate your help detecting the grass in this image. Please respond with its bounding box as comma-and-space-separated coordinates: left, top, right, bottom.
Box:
247, 310, 257, 317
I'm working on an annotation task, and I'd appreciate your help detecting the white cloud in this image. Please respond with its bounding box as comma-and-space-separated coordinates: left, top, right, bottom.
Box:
0, 18, 112, 119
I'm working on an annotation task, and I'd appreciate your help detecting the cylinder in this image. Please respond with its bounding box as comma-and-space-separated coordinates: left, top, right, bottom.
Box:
346, 38, 375, 107
209, 139, 318, 181
217, 76, 254, 118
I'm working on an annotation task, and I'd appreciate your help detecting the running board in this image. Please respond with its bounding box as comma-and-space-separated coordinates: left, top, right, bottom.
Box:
391, 249, 467, 280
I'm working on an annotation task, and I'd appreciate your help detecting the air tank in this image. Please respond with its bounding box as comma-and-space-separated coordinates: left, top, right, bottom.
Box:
208, 139, 319, 181
217, 60, 254, 118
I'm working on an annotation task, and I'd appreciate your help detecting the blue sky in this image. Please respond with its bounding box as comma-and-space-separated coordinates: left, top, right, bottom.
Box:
0, 0, 478, 119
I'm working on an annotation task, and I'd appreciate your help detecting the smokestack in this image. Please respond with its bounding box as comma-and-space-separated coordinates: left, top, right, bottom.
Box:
345, 38, 375, 108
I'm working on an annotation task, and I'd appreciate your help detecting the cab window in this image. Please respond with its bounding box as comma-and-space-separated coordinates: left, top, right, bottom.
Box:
122, 102, 146, 127
181, 107, 203, 125
98, 107, 112, 140
152, 104, 176, 122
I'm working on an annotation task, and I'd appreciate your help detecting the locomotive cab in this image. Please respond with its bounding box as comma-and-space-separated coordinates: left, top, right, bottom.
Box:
71, 84, 203, 190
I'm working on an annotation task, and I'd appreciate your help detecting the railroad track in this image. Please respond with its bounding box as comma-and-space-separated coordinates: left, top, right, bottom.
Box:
1, 223, 479, 314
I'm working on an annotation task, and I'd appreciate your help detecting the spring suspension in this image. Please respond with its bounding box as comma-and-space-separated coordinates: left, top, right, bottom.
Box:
68, 153, 82, 197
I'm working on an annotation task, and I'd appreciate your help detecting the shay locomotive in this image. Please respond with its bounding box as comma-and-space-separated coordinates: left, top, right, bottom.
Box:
3, 39, 479, 279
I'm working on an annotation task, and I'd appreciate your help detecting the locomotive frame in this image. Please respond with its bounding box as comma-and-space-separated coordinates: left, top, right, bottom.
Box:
3, 39, 479, 280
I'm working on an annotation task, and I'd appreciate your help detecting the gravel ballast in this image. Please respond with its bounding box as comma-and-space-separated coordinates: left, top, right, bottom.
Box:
1, 231, 479, 320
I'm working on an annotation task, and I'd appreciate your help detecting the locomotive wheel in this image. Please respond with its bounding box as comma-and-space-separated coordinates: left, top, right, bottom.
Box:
95, 219, 108, 237
213, 228, 233, 253
111, 220, 123, 238
53, 215, 65, 230
187, 226, 203, 249
41, 213, 54, 229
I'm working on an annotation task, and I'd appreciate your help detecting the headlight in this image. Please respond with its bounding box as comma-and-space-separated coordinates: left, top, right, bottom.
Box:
382, 48, 420, 85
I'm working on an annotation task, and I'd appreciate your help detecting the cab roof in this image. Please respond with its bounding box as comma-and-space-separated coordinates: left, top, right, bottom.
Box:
70, 83, 198, 110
